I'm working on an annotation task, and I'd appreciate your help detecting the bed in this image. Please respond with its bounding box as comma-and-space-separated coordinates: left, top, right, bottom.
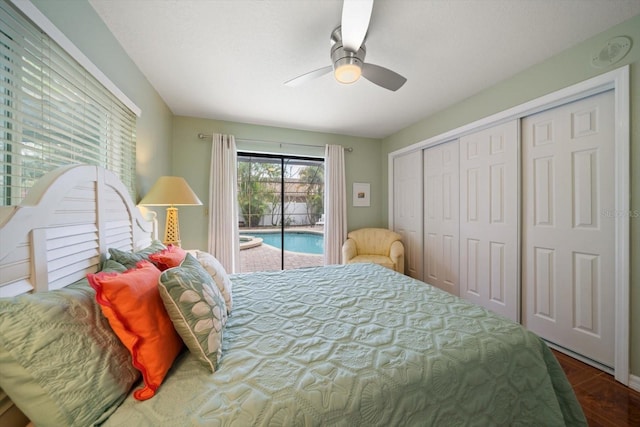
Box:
0, 165, 587, 426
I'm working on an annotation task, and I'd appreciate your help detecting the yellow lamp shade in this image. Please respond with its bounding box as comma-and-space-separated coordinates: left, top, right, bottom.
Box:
139, 176, 202, 246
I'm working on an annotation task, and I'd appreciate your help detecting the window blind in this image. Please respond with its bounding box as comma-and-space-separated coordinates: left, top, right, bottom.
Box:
0, 0, 136, 206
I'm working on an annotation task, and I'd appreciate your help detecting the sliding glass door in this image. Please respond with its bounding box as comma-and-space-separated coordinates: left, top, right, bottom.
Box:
237, 153, 324, 272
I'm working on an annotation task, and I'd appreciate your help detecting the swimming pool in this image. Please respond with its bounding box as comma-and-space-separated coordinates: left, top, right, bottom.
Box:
241, 231, 324, 254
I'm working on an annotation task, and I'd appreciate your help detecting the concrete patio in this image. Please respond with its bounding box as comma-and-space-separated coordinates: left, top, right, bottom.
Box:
239, 242, 323, 272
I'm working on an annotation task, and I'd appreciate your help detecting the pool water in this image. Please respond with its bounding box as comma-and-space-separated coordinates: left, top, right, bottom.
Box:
242, 231, 324, 254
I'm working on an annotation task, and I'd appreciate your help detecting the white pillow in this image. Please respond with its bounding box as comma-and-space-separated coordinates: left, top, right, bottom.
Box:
187, 250, 233, 314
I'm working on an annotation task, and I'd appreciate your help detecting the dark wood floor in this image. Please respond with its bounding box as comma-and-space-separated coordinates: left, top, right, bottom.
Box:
552, 350, 640, 426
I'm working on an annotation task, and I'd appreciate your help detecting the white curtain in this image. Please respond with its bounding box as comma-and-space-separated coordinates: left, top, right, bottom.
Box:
324, 144, 347, 265
208, 133, 239, 273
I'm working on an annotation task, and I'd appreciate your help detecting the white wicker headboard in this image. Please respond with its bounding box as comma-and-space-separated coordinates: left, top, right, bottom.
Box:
0, 164, 156, 426
0, 164, 155, 297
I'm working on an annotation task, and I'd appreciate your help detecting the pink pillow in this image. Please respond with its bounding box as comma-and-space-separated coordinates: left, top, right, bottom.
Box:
149, 244, 187, 271
87, 261, 183, 400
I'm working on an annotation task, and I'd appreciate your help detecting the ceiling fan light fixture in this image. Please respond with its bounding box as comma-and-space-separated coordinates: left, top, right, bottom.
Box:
285, 13, 407, 91
334, 63, 362, 84
331, 37, 365, 85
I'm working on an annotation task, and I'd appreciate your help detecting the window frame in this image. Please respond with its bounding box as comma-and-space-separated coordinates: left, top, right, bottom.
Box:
1, 0, 140, 206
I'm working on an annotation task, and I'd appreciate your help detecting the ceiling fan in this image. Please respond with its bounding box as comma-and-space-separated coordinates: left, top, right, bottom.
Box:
285, 0, 407, 91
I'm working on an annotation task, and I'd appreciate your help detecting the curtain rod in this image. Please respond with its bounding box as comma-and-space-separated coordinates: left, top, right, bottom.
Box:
197, 133, 353, 152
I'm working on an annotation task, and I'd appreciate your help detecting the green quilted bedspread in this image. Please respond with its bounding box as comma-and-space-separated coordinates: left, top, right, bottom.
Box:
103, 263, 586, 426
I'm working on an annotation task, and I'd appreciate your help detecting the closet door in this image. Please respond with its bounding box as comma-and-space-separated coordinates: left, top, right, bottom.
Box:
459, 120, 519, 321
423, 141, 459, 295
522, 91, 615, 367
393, 151, 423, 279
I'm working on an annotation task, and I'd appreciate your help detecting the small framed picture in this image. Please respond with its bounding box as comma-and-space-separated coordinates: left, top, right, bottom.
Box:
353, 182, 370, 207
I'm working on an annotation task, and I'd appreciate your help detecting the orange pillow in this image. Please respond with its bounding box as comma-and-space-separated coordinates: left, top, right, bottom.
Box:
87, 261, 183, 400
148, 245, 187, 271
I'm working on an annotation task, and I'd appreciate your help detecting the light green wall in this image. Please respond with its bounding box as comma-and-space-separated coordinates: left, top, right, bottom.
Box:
27, 0, 639, 378
22, 0, 385, 252
29, 0, 174, 196
381, 14, 640, 376
171, 116, 382, 251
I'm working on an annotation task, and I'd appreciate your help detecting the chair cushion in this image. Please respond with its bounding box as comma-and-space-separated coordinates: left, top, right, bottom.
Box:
346, 255, 395, 271
347, 228, 402, 256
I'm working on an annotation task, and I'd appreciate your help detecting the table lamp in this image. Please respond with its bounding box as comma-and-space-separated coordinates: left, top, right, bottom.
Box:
139, 176, 202, 247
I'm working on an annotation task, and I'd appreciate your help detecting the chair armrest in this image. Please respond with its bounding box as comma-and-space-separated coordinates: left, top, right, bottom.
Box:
342, 238, 357, 264
389, 240, 405, 274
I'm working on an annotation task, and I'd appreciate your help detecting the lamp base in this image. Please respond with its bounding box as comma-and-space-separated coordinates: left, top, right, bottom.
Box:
163, 206, 181, 247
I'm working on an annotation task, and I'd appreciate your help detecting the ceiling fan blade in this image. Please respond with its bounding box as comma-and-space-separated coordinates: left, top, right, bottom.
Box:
284, 65, 333, 87
361, 63, 407, 91
341, 0, 373, 52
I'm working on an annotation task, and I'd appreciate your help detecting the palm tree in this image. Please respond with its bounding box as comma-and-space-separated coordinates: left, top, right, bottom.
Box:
298, 164, 324, 225
237, 160, 268, 227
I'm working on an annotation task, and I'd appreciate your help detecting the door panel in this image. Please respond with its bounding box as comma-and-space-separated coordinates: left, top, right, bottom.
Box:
423, 140, 459, 295
522, 90, 615, 367
393, 151, 423, 279
459, 120, 519, 321
237, 154, 324, 272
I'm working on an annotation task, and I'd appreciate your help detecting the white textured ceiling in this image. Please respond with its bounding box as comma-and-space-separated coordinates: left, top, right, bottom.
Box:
89, 0, 640, 139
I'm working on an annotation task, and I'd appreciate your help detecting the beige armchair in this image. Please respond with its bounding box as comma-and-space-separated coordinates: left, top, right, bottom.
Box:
342, 228, 405, 274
